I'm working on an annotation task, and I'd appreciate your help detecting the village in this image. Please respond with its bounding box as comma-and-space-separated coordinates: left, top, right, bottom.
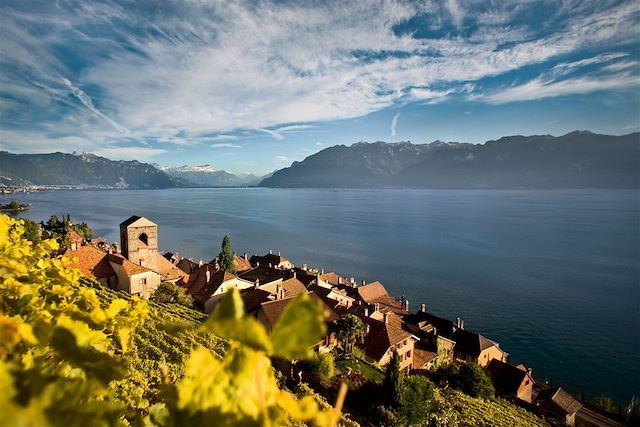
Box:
61, 215, 615, 427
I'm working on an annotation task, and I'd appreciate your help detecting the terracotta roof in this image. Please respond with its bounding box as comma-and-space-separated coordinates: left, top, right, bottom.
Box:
120, 216, 156, 228
413, 345, 437, 369
63, 246, 115, 280
361, 314, 415, 362
357, 281, 388, 303
184, 266, 238, 305
249, 253, 291, 268
487, 359, 532, 396
239, 288, 274, 313
239, 265, 288, 285
176, 258, 198, 274
538, 388, 583, 415
155, 254, 186, 281
403, 310, 502, 358
320, 272, 346, 286
260, 292, 337, 329
106, 254, 151, 275
260, 277, 307, 299
234, 255, 253, 272
292, 268, 317, 287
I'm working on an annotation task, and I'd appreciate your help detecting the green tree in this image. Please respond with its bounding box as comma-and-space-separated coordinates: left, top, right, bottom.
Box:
382, 349, 402, 408
8, 200, 20, 210
218, 235, 236, 274
335, 314, 366, 355
310, 352, 335, 387
457, 363, 494, 399
150, 281, 193, 307
397, 375, 437, 425
21, 218, 41, 245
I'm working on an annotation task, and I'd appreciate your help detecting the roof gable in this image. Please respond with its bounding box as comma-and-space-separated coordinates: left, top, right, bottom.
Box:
120, 216, 157, 228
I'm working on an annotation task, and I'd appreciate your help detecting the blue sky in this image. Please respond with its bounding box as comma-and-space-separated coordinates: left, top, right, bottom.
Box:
0, 0, 638, 175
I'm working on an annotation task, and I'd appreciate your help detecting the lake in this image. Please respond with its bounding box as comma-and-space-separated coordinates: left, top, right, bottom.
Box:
10, 188, 639, 403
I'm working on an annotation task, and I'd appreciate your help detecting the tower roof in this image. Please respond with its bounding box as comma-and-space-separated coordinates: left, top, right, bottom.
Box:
120, 216, 157, 228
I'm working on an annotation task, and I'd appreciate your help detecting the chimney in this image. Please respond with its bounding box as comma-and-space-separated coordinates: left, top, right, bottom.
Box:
403, 299, 409, 312
383, 313, 390, 324
364, 308, 369, 317
108, 247, 113, 255
254, 279, 260, 289
460, 319, 464, 329
350, 277, 355, 284
276, 284, 281, 299
362, 280, 366, 286
420, 303, 427, 313
455, 318, 460, 328
199, 260, 203, 267
269, 249, 272, 254
206, 267, 210, 283
257, 261, 260, 267
321, 269, 324, 275
374, 302, 380, 312
278, 251, 281, 256
243, 252, 248, 260
292, 271, 297, 279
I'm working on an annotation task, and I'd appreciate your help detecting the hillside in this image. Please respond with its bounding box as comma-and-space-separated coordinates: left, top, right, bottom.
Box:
260, 131, 640, 189
0, 151, 179, 188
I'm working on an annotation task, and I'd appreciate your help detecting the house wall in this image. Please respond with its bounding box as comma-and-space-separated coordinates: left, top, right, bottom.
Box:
477, 346, 508, 367
516, 375, 534, 403
121, 224, 159, 271
203, 278, 260, 313
129, 271, 161, 299
380, 338, 416, 373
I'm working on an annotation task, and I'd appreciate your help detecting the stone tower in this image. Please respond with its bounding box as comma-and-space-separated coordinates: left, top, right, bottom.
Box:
119, 216, 158, 271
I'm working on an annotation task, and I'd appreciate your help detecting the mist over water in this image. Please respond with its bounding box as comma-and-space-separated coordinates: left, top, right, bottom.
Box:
14, 188, 639, 403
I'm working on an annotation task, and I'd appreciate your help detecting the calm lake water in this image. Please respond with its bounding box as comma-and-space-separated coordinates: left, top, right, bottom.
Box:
11, 188, 640, 403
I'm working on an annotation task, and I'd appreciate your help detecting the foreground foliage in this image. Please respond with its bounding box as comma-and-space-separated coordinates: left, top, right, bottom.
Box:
0, 215, 352, 427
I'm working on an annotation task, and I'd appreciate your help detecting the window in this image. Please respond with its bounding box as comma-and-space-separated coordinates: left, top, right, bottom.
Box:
139, 278, 147, 285
405, 350, 411, 359
525, 380, 530, 386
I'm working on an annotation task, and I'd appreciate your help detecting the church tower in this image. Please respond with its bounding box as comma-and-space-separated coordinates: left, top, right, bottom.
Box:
119, 216, 159, 271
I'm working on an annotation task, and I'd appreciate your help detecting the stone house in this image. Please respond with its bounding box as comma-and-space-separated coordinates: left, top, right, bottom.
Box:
249, 251, 294, 270
360, 312, 419, 373
536, 387, 582, 426
487, 359, 535, 403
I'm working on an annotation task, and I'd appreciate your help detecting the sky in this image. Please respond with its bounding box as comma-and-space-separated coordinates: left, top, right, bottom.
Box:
0, 0, 639, 175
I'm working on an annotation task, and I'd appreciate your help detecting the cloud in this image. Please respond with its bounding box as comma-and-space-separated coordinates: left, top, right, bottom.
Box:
391, 113, 399, 137
211, 143, 241, 149
275, 155, 289, 162
91, 146, 167, 160
209, 135, 240, 142
478, 73, 638, 104
1, 0, 639, 151
60, 77, 130, 134
260, 128, 286, 140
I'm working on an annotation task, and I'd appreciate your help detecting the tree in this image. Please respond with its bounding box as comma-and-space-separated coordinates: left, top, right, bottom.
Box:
382, 349, 402, 408
21, 218, 41, 245
457, 363, 494, 399
150, 281, 193, 307
8, 200, 20, 210
335, 314, 366, 355
46, 214, 60, 228
218, 235, 236, 274
396, 375, 437, 425
309, 352, 335, 387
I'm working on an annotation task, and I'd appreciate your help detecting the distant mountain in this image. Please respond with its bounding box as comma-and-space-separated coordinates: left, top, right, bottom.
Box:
156, 164, 266, 187
0, 151, 178, 188
259, 132, 640, 189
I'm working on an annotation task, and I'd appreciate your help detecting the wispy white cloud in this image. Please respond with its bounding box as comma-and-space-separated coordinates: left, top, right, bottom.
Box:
275, 155, 289, 162
1, 0, 639, 152
478, 73, 638, 104
211, 143, 241, 149
92, 146, 168, 160
391, 113, 399, 137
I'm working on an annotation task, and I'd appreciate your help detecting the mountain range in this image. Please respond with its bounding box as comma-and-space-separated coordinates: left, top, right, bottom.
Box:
155, 164, 266, 187
259, 131, 639, 189
0, 151, 177, 189
1, 131, 637, 189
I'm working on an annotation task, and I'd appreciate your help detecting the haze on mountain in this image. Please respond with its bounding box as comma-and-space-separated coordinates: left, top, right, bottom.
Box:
259, 131, 640, 189
155, 164, 266, 187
